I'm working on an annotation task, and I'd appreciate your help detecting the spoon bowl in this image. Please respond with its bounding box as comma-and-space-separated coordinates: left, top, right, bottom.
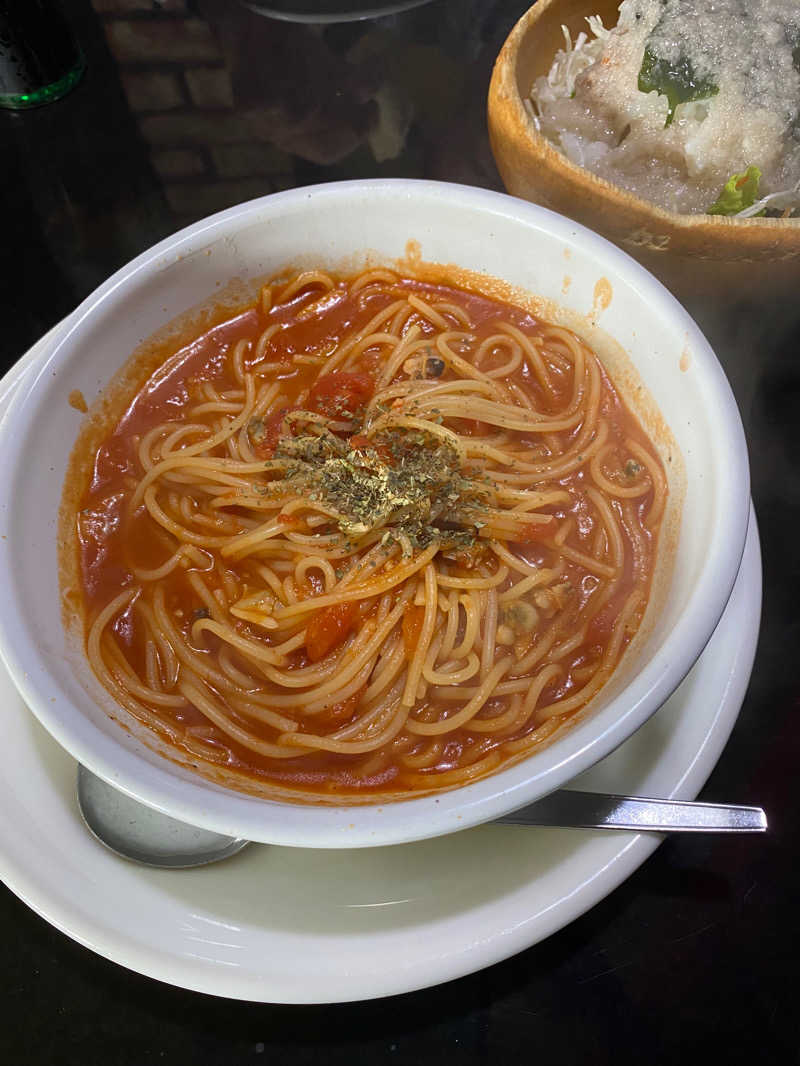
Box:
77, 765, 251, 868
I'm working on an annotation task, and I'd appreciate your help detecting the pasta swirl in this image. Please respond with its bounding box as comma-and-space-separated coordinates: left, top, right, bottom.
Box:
72, 269, 667, 800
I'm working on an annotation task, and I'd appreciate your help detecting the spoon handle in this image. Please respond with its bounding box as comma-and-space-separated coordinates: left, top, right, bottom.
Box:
494, 790, 767, 833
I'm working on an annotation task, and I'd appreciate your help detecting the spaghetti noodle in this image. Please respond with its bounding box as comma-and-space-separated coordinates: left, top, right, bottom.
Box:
71, 268, 667, 799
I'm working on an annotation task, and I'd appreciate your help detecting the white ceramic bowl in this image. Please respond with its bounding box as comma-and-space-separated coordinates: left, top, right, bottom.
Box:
0, 180, 749, 848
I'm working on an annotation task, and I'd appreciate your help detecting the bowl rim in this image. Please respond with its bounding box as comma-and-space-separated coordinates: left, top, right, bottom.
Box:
488, 0, 800, 251
0, 178, 751, 847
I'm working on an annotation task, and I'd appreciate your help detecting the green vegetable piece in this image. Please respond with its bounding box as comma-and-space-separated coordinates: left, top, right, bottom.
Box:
638, 44, 718, 127
707, 166, 763, 216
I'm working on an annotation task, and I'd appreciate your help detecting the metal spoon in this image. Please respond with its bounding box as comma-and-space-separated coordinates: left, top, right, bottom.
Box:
495, 791, 767, 832
77, 765, 766, 868
77, 765, 250, 868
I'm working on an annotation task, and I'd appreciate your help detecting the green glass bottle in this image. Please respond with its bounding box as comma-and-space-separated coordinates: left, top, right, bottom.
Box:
0, 0, 85, 110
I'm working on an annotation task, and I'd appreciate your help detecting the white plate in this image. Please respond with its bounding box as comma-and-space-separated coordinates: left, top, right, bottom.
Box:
0, 333, 762, 1003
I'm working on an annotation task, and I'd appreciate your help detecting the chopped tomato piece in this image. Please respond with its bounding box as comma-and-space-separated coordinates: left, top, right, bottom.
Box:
348, 432, 393, 463
321, 685, 366, 725
305, 601, 358, 662
402, 604, 426, 658
308, 372, 374, 419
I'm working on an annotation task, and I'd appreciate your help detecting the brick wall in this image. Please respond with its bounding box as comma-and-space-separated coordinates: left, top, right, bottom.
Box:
92, 0, 295, 224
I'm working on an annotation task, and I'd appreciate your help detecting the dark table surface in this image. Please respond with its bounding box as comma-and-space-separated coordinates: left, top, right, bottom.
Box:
2, 1, 798, 1062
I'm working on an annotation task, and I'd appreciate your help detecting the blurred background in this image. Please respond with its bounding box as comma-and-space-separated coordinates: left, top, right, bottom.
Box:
0, 0, 515, 358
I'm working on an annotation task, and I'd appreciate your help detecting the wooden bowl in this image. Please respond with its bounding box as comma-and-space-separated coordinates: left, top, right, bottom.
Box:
487, 0, 800, 313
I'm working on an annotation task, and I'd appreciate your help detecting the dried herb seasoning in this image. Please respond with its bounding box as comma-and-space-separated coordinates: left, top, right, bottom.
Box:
273, 422, 490, 551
